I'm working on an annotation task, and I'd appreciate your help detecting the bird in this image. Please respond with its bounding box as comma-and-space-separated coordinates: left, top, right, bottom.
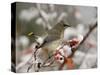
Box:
28, 20, 70, 59
34, 20, 71, 54
27, 21, 70, 71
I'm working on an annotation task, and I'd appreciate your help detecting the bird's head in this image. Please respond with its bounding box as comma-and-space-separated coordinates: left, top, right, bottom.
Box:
59, 21, 71, 32
63, 23, 70, 29
62, 20, 70, 27
58, 20, 71, 29
63, 23, 71, 29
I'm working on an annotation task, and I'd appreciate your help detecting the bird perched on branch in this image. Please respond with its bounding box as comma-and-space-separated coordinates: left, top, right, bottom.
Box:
29, 20, 70, 49
27, 20, 70, 71
36, 21, 70, 52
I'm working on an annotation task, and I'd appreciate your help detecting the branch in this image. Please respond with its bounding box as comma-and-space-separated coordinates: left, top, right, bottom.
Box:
27, 48, 38, 72
58, 21, 97, 70
69, 21, 97, 58
25, 21, 97, 72
36, 55, 55, 71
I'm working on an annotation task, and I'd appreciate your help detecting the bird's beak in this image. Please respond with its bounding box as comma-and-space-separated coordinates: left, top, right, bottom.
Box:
63, 24, 71, 27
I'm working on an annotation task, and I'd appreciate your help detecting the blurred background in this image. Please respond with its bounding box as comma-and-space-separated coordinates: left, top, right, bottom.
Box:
14, 2, 97, 72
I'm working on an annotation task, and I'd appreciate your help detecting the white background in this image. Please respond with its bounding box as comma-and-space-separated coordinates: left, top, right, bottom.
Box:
0, 0, 100, 75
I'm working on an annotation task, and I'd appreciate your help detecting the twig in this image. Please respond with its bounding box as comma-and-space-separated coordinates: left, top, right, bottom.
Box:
26, 51, 35, 72
27, 47, 39, 72
58, 21, 97, 70
69, 21, 97, 58
36, 59, 55, 72
36, 44, 66, 71
27, 63, 33, 72
36, 54, 55, 71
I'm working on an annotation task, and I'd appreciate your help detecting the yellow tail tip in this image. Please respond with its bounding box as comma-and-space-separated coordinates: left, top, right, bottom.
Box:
28, 32, 34, 36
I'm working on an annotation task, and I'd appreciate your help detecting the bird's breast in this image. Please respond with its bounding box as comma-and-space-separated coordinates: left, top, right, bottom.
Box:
42, 40, 61, 52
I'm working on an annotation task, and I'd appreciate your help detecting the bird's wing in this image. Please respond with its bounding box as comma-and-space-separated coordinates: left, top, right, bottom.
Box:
38, 30, 61, 48
44, 34, 60, 43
